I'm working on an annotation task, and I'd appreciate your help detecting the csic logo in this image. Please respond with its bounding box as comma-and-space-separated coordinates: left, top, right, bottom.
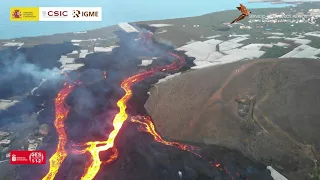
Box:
38, 7, 101, 21
42, 10, 68, 17
72, 10, 99, 18
12, 9, 22, 19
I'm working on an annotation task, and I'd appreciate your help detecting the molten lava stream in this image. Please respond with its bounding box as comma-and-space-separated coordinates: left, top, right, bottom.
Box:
42, 83, 75, 180
76, 52, 185, 180
131, 116, 201, 156
131, 116, 240, 180
42, 51, 184, 180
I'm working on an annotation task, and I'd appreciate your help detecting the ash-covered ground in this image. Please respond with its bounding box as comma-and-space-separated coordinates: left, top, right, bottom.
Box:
1, 27, 273, 180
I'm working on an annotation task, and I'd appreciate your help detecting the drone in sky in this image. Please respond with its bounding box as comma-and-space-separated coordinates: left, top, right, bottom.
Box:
230, 4, 251, 24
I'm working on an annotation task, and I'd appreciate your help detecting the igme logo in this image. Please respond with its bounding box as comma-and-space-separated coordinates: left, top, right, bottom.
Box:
72, 10, 80, 18
72, 10, 99, 18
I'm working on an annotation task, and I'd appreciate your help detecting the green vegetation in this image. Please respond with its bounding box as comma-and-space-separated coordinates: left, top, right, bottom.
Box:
214, 35, 230, 41
240, 36, 283, 45
138, 2, 320, 47
260, 46, 290, 58
308, 38, 320, 49
309, 162, 320, 180
261, 37, 284, 44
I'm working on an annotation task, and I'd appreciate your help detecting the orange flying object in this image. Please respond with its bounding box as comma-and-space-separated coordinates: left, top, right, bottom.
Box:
230, 4, 251, 24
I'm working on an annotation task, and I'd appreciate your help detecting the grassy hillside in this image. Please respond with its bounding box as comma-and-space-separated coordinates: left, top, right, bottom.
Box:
136, 3, 320, 47
145, 58, 320, 180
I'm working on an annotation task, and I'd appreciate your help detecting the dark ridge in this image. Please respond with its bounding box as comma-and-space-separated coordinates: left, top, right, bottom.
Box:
134, 23, 158, 33
17, 42, 78, 70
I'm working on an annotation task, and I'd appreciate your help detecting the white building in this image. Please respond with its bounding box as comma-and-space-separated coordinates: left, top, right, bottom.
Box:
79, 49, 90, 58
28, 143, 38, 151
0, 100, 19, 110
118, 22, 139, 33
140, 60, 153, 66
308, 9, 320, 17
94, 46, 118, 52
0, 132, 9, 137
0, 139, 11, 145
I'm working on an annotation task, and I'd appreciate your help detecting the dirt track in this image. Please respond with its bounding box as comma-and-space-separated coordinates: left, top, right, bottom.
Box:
145, 58, 320, 179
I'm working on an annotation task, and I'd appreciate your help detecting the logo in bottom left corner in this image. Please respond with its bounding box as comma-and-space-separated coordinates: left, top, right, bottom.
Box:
10, 150, 46, 164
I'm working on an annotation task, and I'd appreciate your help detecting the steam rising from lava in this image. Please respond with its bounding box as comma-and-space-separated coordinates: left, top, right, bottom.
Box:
73, 51, 185, 180
0, 48, 62, 99
42, 30, 185, 180
0, 50, 61, 82
41, 30, 248, 180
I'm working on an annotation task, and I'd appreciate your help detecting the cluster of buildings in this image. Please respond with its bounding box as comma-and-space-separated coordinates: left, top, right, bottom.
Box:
26, 124, 49, 151
0, 124, 48, 161
308, 9, 320, 17
240, 25, 252, 29
0, 131, 15, 161
176, 34, 268, 69
248, 10, 319, 24
169, 28, 320, 71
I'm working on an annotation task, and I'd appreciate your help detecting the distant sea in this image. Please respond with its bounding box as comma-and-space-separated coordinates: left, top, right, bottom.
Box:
0, 2, 289, 40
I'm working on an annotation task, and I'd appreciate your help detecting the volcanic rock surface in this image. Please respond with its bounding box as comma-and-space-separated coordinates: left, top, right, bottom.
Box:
2, 28, 275, 180
145, 58, 320, 179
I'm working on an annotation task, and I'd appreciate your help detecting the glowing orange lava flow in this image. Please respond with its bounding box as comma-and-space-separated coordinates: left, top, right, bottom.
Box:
131, 116, 201, 157
131, 115, 241, 180
77, 52, 185, 180
42, 83, 75, 180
